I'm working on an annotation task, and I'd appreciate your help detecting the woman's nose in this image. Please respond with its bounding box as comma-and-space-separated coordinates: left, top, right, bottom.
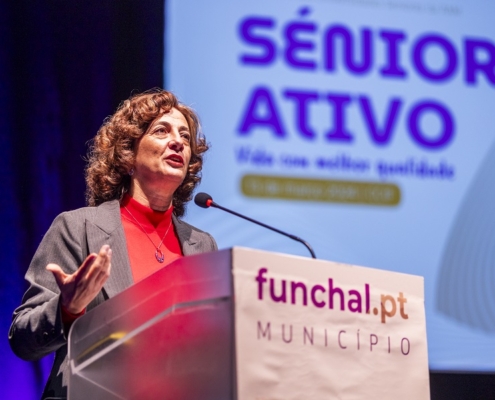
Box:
168, 137, 184, 151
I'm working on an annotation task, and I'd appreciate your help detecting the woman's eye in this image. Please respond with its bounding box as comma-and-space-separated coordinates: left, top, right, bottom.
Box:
181, 132, 191, 141
153, 128, 169, 137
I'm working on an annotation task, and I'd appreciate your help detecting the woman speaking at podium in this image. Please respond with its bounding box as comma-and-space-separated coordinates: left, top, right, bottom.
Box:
9, 89, 217, 399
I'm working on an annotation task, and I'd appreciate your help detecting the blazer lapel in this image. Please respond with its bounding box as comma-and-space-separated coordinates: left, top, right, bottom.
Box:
173, 215, 197, 256
86, 200, 134, 298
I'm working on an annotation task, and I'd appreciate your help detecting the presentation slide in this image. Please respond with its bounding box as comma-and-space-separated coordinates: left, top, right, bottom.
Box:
165, 0, 495, 371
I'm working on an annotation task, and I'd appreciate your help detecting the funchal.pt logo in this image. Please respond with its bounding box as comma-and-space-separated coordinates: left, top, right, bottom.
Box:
254, 267, 412, 355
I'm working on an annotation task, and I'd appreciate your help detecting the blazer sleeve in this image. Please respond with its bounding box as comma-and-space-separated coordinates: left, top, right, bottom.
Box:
8, 211, 86, 361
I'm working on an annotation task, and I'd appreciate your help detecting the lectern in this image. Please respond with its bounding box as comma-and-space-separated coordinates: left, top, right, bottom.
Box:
68, 247, 430, 399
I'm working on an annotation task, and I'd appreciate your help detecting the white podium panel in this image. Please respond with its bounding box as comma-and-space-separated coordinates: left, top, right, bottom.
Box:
232, 247, 429, 400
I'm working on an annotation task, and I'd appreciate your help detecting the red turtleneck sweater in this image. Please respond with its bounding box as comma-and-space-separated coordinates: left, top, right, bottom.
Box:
120, 194, 183, 283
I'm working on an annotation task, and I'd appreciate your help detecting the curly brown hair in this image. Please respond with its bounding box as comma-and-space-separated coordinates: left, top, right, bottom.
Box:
85, 89, 209, 217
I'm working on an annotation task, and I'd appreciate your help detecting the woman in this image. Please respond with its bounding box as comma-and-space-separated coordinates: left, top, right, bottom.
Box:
9, 89, 217, 399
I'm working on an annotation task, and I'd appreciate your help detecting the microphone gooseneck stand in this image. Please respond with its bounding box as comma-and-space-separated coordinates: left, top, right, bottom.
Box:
194, 192, 317, 259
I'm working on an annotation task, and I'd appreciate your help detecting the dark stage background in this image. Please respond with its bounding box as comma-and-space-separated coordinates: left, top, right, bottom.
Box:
0, 1, 494, 398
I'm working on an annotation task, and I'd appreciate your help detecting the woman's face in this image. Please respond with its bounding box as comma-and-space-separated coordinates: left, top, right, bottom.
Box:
133, 107, 192, 196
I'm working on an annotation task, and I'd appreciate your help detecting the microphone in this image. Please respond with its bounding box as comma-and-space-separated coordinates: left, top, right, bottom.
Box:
194, 192, 316, 259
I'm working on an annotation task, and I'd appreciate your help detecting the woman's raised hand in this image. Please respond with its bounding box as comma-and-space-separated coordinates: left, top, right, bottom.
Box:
46, 245, 112, 314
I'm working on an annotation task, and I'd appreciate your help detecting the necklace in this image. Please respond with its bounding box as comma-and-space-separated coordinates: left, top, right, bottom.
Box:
124, 206, 172, 263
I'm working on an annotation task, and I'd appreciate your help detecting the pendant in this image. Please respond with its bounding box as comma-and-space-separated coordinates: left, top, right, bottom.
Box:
155, 249, 165, 263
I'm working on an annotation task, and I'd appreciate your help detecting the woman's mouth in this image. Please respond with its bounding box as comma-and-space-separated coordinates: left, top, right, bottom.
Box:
165, 154, 184, 167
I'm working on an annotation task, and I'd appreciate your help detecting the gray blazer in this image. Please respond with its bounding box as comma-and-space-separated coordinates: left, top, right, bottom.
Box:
8, 200, 217, 399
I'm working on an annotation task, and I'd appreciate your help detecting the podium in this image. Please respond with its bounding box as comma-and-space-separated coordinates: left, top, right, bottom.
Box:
68, 247, 430, 399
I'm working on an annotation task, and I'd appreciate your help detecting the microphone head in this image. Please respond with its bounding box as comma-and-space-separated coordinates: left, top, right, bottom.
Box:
194, 192, 213, 208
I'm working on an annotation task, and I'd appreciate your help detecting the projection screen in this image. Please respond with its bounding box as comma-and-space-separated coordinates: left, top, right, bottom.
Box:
165, 0, 495, 371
